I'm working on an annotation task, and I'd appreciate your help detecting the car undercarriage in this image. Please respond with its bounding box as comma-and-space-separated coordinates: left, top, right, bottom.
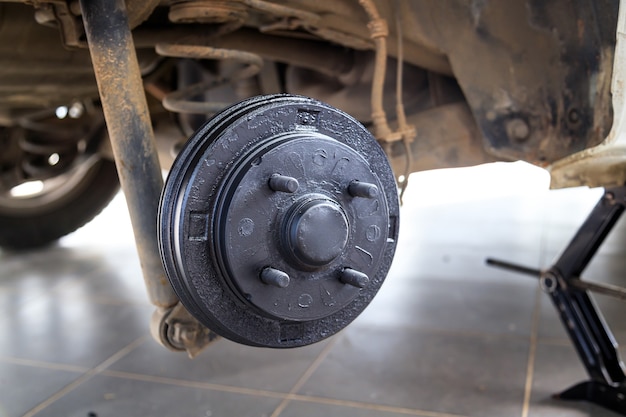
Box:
1, 0, 626, 413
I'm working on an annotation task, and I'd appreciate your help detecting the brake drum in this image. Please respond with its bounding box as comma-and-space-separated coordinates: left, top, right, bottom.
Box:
159, 94, 399, 347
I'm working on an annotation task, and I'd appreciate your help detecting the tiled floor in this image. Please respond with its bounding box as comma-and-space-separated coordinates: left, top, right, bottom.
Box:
1, 162, 625, 417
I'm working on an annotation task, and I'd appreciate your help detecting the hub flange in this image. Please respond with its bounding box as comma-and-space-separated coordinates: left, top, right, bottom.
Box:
159, 94, 399, 347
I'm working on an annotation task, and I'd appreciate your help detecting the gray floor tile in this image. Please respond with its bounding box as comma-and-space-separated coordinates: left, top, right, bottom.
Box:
0, 361, 83, 417
108, 337, 329, 392
396, 198, 545, 284
277, 400, 424, 417
31, 374, 282, 417
0, 244, 145, 312
0, 248, 100, 318
0, 286, 44, 318
0, 246, 105, 288
528, 342, 621, 417
0, 295, 151, 367
298, 326, 528, 417
390, 242, 543, 285
51, 263, 151, 306
355, 274, 537, 337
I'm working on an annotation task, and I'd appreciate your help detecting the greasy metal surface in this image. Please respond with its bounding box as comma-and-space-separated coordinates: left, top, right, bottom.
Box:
2, 0, 623, 191
80, 0, 178, 308
45, 0, 86, 48
549, 2, 626, 189
284, 56, 426, 126
125, 0, 159, 29
386, 103, 496, 174
36, 0, 159, 49
404, 0, 618, 165
131, 1, 452, 76
290, 0, 453, 75
0, 3, 97, 112
159, 94, 399, 347
136, 27, 356, 79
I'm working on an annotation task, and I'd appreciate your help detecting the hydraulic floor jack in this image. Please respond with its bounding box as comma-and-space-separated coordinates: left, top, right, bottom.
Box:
488, 186, 626, 415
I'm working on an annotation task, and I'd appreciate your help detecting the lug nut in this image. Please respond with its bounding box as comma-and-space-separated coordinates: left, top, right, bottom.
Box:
348, 181, 378, 199
260, 267, 290, 288
269, 174, 299, 193
340, 268, 370, 288
540, 272, 558, 294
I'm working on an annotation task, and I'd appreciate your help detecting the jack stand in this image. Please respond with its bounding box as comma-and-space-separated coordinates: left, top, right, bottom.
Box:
487, 186, 626, 415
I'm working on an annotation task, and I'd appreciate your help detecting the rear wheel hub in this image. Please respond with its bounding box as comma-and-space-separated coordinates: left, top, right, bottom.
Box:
159, 94, 399, 347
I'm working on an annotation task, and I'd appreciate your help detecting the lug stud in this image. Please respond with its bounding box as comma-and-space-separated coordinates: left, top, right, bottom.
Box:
260, 267, 290, 288
269, 174, 299, 193
340, 268, 370, 288
348, 181, 378, 198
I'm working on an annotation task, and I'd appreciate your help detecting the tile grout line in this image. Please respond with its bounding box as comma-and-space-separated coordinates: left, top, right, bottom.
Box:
20, 335, 146, 417
0, 356, 89, 374
520, 285, 541, 417
268, 336, 339, 417
536, 337, 573, 347
102, 366, 470, 417
93, 335, 149, 373
287, 394, 470, 417
350, 322, 533, 342
101, 369, 287, 399
520, 199, 550, 417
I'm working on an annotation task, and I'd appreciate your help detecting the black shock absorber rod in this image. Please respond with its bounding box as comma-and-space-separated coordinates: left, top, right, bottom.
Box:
79, 0, 178, 308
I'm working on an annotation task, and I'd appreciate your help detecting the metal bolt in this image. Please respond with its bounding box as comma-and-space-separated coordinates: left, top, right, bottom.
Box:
348, 181, 378, 199
340, 268, 370, 288
34, 7, 56, 25
269, 174, 299, 193
69, 102, 85, 119
506, 118, 530, 141
540, 272, 558, 293
260, 267, 290, 288
568, 108, 581, 124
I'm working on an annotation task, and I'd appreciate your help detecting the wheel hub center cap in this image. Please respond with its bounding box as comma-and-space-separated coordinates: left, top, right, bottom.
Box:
284, 197, 349, 268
